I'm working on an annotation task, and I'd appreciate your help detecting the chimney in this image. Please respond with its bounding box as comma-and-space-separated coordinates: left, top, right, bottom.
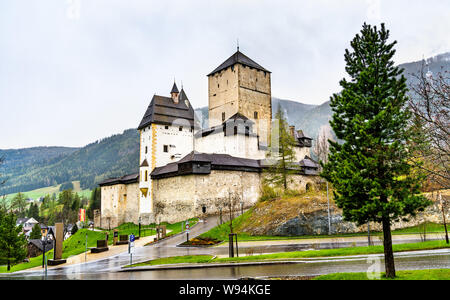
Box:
289, 126, 295, 137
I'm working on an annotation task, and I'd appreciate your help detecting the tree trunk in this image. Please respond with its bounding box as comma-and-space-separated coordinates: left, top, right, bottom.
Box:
382, 216, 396, 278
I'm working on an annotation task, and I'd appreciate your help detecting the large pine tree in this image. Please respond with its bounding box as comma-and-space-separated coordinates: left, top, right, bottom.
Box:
321, 23, 431, 278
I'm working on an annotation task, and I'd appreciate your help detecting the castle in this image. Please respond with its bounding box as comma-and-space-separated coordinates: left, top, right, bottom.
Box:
98, 49, 319, 228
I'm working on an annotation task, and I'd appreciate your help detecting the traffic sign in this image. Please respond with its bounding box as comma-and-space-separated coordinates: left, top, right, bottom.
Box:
129, 234, 135, 242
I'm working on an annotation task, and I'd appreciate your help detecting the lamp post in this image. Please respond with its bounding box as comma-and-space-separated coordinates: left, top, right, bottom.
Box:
41, 235, 47, 268
138, 217, 141, 238
41, 233, 49, 280
439, 192, 449, 244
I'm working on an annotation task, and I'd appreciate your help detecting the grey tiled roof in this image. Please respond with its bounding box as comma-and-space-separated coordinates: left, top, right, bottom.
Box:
299, 156, 319, 168
98, 172, 139, 186
137, 94, 197, 130
207, 50, 270, 76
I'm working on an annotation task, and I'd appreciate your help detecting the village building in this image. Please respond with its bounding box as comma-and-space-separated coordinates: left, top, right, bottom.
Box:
98, 49, 320, 228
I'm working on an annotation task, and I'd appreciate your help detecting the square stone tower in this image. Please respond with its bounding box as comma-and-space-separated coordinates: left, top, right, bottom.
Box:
207, 49, 272, 146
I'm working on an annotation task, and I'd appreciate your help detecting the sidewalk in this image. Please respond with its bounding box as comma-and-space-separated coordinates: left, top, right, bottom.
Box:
26, 231, 169, 271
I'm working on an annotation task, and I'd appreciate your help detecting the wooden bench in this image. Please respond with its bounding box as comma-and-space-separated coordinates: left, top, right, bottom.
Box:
115, 235, 129, 245
90, 239, 109, 253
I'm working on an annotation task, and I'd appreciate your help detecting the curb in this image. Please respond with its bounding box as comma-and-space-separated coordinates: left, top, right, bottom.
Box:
119, 260, 301, 272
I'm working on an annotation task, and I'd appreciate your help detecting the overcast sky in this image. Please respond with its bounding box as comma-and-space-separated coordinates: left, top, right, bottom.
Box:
1, 0, 449, 149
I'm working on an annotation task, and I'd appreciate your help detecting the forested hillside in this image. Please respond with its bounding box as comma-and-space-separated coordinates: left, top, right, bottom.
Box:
0, 129, 139, 195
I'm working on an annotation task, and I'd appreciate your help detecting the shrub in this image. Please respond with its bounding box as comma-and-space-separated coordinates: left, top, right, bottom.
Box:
259, 185, 280, 202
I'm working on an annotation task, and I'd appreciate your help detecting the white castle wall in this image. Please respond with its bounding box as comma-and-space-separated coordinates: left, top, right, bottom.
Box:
139, 122, 194, 215
194, 132, 266, 159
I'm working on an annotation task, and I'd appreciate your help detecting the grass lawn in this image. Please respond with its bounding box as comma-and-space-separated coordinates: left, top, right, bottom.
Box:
314, 268, 450, 280
0, 228, 107, 273
124, 240, 450, 268
4, 181, 91, 202
199, 208, 448, 242
0, 218, 198, 274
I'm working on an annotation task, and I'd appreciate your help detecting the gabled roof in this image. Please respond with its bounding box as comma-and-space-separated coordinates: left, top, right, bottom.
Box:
194, 112, 257, 138
223, 112, 255, 125
29, 239, 54, 252
98, 172, 139, 187
295, 130, 312, 140
299, 156, 319, 168
137, 94, 196, 130
207, 50, 271, 76
140, 159, 149, 167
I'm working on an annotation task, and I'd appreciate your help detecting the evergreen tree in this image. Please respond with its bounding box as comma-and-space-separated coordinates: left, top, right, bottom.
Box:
0, 209, 28, 271
321, 23, 431, 278
71, 223, 78, 235
264, 105, 299, 191
28, 203, 40, 221
11, 192, 27, 218
30, 223, 42, 239
87, 187, 101, 219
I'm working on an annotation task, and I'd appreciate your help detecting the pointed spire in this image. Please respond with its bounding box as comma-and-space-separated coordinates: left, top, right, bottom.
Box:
171, 81, 179, 94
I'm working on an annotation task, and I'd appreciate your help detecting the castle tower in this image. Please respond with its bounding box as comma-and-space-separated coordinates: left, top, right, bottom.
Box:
137, 83, 195, 220
207, 49, 272, 146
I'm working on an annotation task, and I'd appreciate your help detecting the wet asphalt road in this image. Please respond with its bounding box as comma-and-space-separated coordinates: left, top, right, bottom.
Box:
1, 215, 449, 280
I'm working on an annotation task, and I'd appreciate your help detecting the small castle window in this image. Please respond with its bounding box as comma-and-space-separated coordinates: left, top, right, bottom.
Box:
145, 146, 148, 154
254, 111, 258, 119
145, 170, 148, 182
163, 145, 168, 152
218, 83, 220, 88
222, 112, 225, 122
179, 126, 183, 131
165, 125, 169, 130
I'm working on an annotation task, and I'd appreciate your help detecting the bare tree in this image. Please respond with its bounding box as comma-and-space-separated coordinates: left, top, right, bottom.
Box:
213, 190, 241, 233
313, 125, 334, 235
408, 63, 450, 189
314, 125, 333, 172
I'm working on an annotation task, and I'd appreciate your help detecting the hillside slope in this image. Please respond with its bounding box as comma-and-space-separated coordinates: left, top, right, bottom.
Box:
0, 129, 139, 195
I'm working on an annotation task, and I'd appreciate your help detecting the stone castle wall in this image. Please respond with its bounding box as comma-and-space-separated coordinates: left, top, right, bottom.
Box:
100, 182, 139, 229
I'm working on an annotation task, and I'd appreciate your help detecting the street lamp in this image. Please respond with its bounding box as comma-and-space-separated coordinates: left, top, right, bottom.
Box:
41, 232, 49, 280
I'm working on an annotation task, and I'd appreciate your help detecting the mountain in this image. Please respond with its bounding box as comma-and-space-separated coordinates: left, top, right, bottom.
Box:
2, 52, 448, 196
0, 129, 139, 195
